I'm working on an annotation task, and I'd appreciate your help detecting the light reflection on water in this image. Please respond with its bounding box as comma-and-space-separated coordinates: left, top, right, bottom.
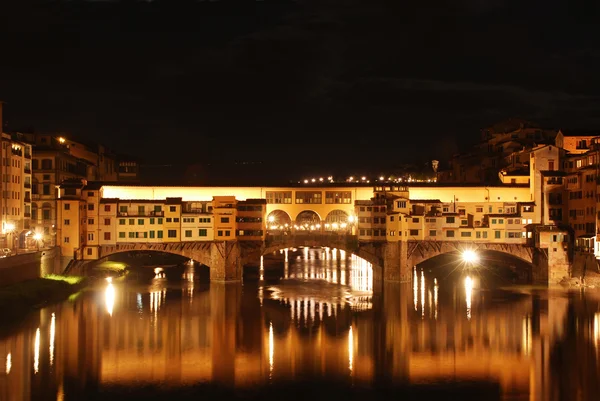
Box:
0, 247, 599, 401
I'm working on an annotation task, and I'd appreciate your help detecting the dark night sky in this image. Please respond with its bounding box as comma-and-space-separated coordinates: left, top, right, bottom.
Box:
1, 0, 600, 182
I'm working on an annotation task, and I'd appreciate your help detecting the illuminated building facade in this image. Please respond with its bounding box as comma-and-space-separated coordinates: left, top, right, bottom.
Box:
56, 181, 268, 260
6, 130, 133, 248
0, 132, 33, 251
55, 180, 548, 264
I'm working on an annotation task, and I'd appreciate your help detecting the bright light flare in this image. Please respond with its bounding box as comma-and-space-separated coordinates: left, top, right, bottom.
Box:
462, 249, 479, 264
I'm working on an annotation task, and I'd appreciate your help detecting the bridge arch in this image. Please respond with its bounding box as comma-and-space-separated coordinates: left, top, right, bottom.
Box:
97, 244, 214, 268
266, 210, 292, 233
407, 241, 534, 267
261, 235, 381, 268
294, 210, 323, 232
406, 240, 534, 282
323, 209, 352, 233
71, 241, 244, 281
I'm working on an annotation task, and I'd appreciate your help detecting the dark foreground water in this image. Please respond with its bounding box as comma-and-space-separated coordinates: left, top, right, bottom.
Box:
1, 247, 600, 401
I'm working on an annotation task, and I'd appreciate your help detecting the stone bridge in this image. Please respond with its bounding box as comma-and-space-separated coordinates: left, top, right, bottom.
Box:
406, 240, 534, 265
72, 236, 549, 283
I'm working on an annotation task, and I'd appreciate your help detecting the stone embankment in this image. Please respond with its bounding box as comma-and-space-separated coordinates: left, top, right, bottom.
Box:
0, 275, 87, 327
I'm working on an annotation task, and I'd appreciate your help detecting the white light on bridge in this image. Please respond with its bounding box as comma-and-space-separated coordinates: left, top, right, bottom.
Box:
462, 249, 479, 265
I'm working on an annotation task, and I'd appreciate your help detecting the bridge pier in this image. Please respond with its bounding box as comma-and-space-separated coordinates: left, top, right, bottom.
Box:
382, 242, 412, 283
206, 241, 242, 282
211, 282, 241, 384
178, 241, 242, 282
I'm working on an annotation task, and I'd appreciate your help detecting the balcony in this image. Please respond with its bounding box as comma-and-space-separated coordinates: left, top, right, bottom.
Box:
24, 182, 31, 189
24, 196, 31, 203
24, 167, 31, 174
24, 152, 32, 159
24, 212, 31, 218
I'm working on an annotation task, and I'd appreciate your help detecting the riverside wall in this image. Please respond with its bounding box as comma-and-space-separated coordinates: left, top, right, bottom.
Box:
0, 248, 62, 287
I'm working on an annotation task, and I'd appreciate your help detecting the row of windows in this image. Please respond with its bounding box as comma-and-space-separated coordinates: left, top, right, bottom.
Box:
359, 229, 385, 236
358, 206, 386, 212
115, 229, 209, 239
265, 191, 352, 204
390, 216, 531, 225
81, 229, 231, 242
358, 217, 386, 224
388, 229, 525, 238
236, 230, 264, 236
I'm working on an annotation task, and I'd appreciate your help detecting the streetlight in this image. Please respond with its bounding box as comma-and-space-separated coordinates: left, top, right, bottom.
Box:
461, 249, 479, 267
33, 233, 43, 251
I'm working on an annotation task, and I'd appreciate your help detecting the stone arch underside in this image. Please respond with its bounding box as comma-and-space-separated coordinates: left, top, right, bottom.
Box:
266, 210, 292, 230
294, 210, 322, 230
259, 237, 382, 269
99, 242, 215, 268
407, 241, 534, 267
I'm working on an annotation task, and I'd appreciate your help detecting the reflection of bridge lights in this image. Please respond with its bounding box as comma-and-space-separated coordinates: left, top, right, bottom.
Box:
464, 276, 473, 320
34, 327, 40, 374
420, 270, 425, 318
260, 256, 264, 281
5, 353, 11, 375
434, 278, 438, 320
269, 321, 274, 379
348, 326, 354, 375
349, 256, 374, 309
522, 315, 532, 355
106, 282, 115, 316
595, 313, 600, 349
49, 313, 56, 366
413, 268, 418, 311
149, 290, 166, 315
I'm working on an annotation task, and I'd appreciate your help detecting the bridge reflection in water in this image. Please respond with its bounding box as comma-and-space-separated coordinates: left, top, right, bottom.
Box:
1, 247, 600, 401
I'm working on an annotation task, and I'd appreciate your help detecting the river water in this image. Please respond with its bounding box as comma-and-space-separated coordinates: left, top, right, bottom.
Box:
1, 247, 599, 401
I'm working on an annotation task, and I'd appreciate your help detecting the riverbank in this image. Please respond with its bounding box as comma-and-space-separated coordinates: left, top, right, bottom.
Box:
0, 275, 87, 326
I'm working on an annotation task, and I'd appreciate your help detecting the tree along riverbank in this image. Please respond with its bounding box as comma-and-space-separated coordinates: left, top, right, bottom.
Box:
0, 275, 87, 328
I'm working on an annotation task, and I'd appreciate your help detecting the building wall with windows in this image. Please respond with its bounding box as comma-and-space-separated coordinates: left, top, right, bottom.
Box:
0, 133, 32, 250
56, 181, 87, 259
354, 199, 387, 242
236, 199, 266, 241
213, 196, 237, 241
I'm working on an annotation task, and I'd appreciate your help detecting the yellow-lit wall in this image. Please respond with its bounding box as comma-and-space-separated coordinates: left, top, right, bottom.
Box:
57, 199, 85, 258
